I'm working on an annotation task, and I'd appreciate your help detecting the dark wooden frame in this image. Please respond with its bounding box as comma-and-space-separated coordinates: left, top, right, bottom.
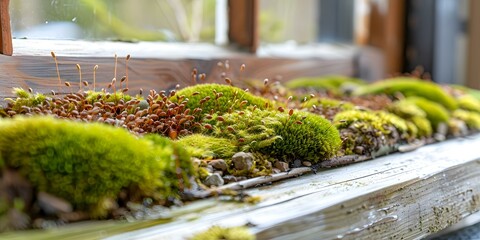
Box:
228, 0, 258, 52
467, 0, 480, 89
0, 0, 12, 56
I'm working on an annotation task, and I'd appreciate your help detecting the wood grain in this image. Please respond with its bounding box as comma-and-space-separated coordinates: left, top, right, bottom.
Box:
467, 0, 480, 89
0, 54, 355, 101
99, 134, 480, 240
228, 0, 258, 52
0, 0, 12, 56
362, 0, 405, 76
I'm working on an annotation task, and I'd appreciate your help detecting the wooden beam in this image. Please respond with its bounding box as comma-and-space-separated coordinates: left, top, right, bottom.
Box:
0, 0, 12, 56
228, 0, 258, 53
358, 0, 406, 77
467, 0, 480, 89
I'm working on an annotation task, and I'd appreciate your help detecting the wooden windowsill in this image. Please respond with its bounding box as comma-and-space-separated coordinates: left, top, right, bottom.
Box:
11, 39, 357, 60
4, 134, 480, 239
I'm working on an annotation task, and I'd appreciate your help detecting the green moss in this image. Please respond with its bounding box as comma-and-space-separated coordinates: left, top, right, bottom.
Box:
387, 99, 433, 138
451, 85, 480, 101
333, 110, 409, 155
285, 75, 365, 94
143, 134, 195, 198
388, 99, 426, 119
411, 116, 433, 138
173, 84, 273, 114
176, 134, 238, 159
85, 91, 133, 104
204, 109, 341, 163
190, 226, 255, 240
353, 77, 458, 110
4, 88, 49, 113
302, 98, 354, 110
0, 117, 193, 218
452, 109, 480, 130
457, 95, 480, 113
404, 97, 450, 130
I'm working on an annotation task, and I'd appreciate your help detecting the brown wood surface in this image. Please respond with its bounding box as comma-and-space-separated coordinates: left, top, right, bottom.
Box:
0, 0, 12, 56
361, 0, 406, 77
467, 0, 480, 89
228, 0, 258, 53
0, 54, 355, 101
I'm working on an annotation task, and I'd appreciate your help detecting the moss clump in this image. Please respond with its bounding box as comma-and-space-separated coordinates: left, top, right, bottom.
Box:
404, 97, 450, 130
334, 110, 408, 155
452, 109, 480, 130
302, 97, 354, 110
190, 226, 255, 240
353, 77, 458, 110
285, 75, 365, 94
387, 99, 433, 138
173, 84, 273, 114
84, 91, 133, 104
2, 88, 48, 115
204, 109, 341, 163
457, 95, 480, 113
0, 117, 193, 218
176, 134, 238, 159
451, 85, 480, 101
143, 134, 195, 199
411, 116, 433, 138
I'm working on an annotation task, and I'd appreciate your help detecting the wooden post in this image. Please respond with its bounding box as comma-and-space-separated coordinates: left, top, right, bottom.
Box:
467, 0, 480, 89
228, 0, 258, 53
357, 0, 406, 76
0, 0, 12, 56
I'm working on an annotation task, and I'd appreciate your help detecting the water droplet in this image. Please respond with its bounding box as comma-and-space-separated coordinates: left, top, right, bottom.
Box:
72, 17, 77, 22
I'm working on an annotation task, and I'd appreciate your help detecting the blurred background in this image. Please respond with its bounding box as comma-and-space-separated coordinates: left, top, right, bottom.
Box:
9, 0, 479, 88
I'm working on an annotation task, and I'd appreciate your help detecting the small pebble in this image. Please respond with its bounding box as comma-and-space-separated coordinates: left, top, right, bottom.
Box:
204, 173, 224, 187
293, 159, 302, 168
37, 192, 73, 215
302, 161, 312, 167
274, 161, 289, 172
223, 175, 237, 183
208, 159, 227, 171
232, 152, 253, 171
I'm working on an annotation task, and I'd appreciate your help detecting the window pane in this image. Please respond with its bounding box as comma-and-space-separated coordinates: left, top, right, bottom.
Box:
259, 0, 355, 44
10, 0, 216, 42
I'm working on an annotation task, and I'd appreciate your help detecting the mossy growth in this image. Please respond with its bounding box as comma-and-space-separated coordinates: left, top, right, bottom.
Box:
204, 108, 342, 163
172, 84, 273, 114
190, 226, 255, 240
411, 116, 433, 138
285, 75, 365, 94
457, 95, 480, 113
353, 77, 458, 110
0, 116, 194, 218
143, 134, 195, 199
176, 134, 238, 159
2, 88, 48, 115
387, 99, 433, 138
333, 110, 409, 155
227, 152, 275, 178
403, 97, 450, 131
84, 90, 133, 104
452, 109, 480, 130
302, 97, 354, 110
451, 85, 480, 101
